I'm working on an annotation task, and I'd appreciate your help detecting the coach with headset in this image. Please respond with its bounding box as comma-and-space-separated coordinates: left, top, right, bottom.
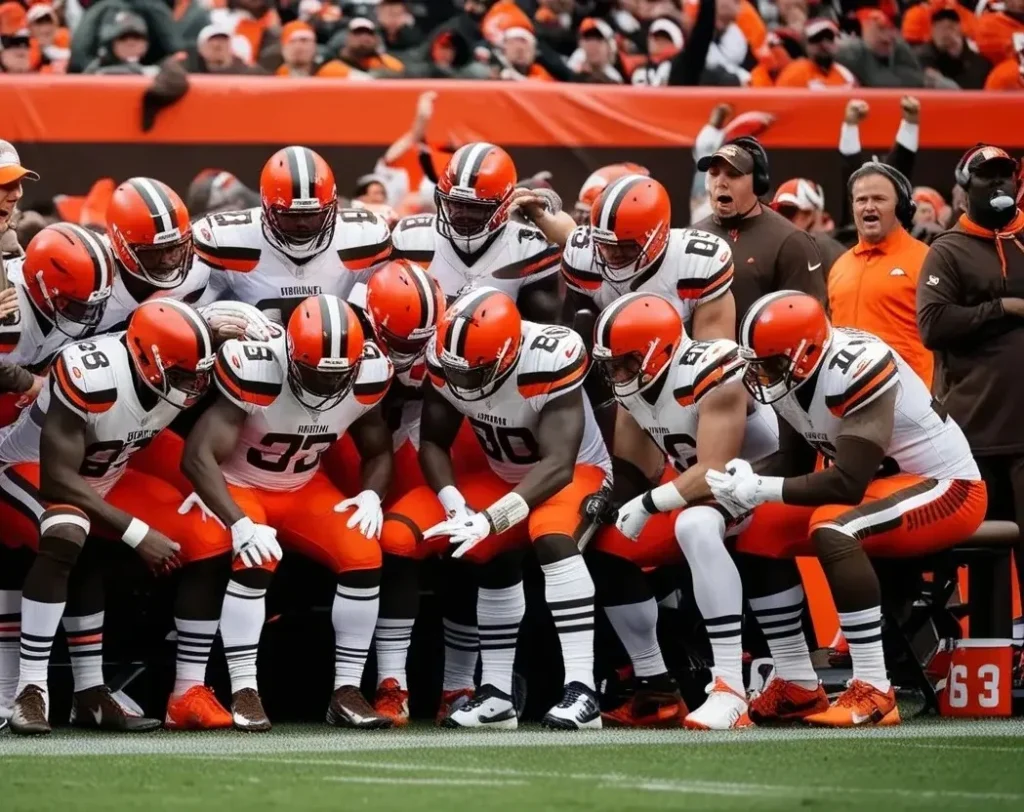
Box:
692, 136, 827, 330
827, 161, 934, 387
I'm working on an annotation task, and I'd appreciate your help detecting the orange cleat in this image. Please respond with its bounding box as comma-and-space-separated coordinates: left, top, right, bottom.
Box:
803, 679, 900, 728
748, 678, 830, 725
165, 685, 233, 730
602, 680, 687, 728
374, 678, 410, 727
435, 688, 473, 725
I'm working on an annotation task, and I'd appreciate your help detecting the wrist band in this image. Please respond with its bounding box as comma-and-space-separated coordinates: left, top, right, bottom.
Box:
121, 518, 149, 549
483, 492, 530, 534
437, 485, 466, 516
645, 483, 688, 513
758, 476, 786, 503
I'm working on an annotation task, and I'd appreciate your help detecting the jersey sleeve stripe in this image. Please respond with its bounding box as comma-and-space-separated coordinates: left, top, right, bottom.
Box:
825, 355, 898, 418
353, 375, 392, 405
561, 260, 603, 293
214, 356, 280, 407
338, 236, 393, 270
690, 351, 745, 404
677, 262, 734, 301
52, 355, 116, 415
491, 244, 561, 280
0, 328, 20, 354
194, 243, 260, 273
516, 352, 588, 399
392, 248, 434, 265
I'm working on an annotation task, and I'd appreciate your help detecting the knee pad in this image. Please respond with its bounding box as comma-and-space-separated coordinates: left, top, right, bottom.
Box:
39, 505, 90, 546
811, 526, 860, 565
673, 505, 726, 552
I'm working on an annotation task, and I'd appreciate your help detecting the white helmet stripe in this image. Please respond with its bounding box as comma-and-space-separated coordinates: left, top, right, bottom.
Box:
160, 298, 214, 359
598, 174, 644, 232
72, 224, 113, 292
133, 177, 174, 233
457, 143, 493, 189
324, 293, 344, 359
410, 264, 435, 329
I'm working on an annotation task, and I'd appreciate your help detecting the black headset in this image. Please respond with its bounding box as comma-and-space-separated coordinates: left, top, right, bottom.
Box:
728, 136, 771, 198
848, 161, 916, 231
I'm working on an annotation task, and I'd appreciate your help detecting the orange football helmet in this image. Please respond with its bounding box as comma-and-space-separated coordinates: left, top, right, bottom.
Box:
365, 259, 445, 373
590, 175, 671, 284
107, 178, 193, 289
435, 143, 517, 254
126, 299, 215, 409
287, 294, 365, 410
23, 223, 115, 338
261, 146, 338, 259
592, 293, 682, 397
574, 163, 651, 225
435, 286, 521, 401
738, 291, 832, 404
770, 179, 825, 217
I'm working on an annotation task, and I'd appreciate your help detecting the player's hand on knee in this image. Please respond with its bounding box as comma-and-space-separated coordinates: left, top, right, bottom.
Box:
424, 513, 491, 559
136, 526, 182, 574
230, 517, 283, 568
437, 485, 472, 523
177, 492, 226, 529
614, 493, 653, 541
334, 490, 384, 539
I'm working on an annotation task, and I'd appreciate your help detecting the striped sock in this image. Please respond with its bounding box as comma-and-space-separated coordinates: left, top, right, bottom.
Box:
478, 583, 525, 696
705, 614, 744, 695
62, 611, 105, 692
220, 580, 265, 694
542, 556, 596, 690
442, 619, 478, 692
17, 598, 65, 696
333, 583, 379, 689
173, 618, 217, 697
0, 589, 21, 710
749, 585, 818, 689
375, 617, 414, 690
839, 606, 889, 692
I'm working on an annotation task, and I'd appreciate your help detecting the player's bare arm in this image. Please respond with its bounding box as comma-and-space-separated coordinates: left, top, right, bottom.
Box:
670, 380, 747, 503
518, 272, 565, 325
419, 381, 466, 494
40, 397, 179, 571
181, 395, 249, 527
347, 407, 394, 500
513, 387, 585, 508
690, 290, 737, 341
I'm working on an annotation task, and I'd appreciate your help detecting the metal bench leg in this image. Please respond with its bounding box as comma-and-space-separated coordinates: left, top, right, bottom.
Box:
967, 550, 1013, 638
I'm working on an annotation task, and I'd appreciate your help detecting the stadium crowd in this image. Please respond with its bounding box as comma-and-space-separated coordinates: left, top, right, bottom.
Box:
0, 0, 1022, 89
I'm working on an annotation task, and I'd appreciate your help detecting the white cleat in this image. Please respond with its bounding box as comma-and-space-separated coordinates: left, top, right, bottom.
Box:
443, 684, 518, 729
541, 681, 602, 730
684, 678, 753, 730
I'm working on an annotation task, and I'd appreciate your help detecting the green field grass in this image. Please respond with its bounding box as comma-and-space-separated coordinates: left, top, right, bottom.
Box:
2, 721, 1023, 812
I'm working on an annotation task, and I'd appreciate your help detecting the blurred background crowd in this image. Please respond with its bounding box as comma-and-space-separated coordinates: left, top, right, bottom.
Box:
0, 0, 1022, 89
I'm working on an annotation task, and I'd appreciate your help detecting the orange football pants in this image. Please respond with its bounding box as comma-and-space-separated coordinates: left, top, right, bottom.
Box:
227, 470, 381, 574
0, 463, 231, 562
380, 463, 607, 564
736, 475, 988, 559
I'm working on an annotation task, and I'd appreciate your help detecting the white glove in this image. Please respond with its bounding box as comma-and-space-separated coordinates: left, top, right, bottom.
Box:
614, 493, 653, 541
200, 301, 277, 342
423, 512, 492, 559
705, 458, 783, 513
177, 492, 226, 529
230, 517, 283, 568
438, 485, 472, 522
334, 490, 384, 539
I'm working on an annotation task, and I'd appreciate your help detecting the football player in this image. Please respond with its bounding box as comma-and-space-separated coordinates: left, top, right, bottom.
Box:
1, 299, 226, 735
391, 143, 563, 323
181, 294, 395, 730
705, 291, 986, 727
587, 293, 778, 729
193, 146, 393, 325
380, 287, 612, 730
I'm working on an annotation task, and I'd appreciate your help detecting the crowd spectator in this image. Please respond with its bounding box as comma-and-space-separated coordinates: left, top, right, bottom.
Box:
975, 0, 1024, 67
69, 0, 184, 73
0, 24, 31, 73
837, 9, 925, 87
985, 29, 1024, 89
276, 19, 352, 75
375, 0, 423, 53
915, 4, 992, 90
184, 21, 264, 73
775, 18, 856, 88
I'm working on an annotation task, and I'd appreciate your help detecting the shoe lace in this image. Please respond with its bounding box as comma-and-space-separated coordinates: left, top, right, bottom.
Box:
835, 680, 875, 708
750, 676, 784, 706
557, 683, 588, 709
191, 686, 222, 713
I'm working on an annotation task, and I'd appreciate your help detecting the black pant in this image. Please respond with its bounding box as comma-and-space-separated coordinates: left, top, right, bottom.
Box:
974, 455, 1024, 618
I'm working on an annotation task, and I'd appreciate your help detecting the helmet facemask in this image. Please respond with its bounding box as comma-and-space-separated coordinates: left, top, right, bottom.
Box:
36, 273, 110, 338
132, 340, 214, 409
591, 225, 662, 285
439, 336, 515, 401
114, 226, 194, 290
288, 355, 358, 412
435, 188, 507, 254
593, 338, 666, 398
264, 199, 338, 260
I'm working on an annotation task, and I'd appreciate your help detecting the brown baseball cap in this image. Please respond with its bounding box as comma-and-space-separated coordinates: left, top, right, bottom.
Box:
0, 140, 39, 185
697, 142, 755, 174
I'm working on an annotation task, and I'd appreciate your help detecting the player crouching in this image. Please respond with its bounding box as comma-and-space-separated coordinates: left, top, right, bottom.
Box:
181, 294, 395, 730
588, 294, 778, 730
707, 292, 986, 727
380, 287, 611, 730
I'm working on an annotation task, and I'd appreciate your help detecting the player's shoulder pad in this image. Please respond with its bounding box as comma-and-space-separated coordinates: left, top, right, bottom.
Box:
192, 208, 262, 273
491, 220, 561, 281
214, 337, 285, 410
390, 214, 437, 266
561, 225, 602, 294
516, 323, 589, 400
51, 338, 120, 417
353, 340, 394, 406
823, 333, 898, 419
672, 339, 744, 407
335, 208, 393, 271
673, 228, 734, 303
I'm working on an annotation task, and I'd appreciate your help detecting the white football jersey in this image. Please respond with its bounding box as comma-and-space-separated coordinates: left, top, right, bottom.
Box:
426, 321, 611, 484
773, 328, 979, 481
0, 258, 85, 371
391, 214, 438, 268
0, 334, 181, 497
215, 330, 393, 492
194, 207, 392, 324
561, 227, 733, 326
617, 338, 778, 474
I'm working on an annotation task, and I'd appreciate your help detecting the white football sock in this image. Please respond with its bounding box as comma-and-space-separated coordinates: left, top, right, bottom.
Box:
839, 606, 890, 692
442, 619, 478, 692
675, 507, 744, 694
0, 589, 21, 711
542, 555, 596, 690
62, 611, 105, 692
219, 579, 266, 693
477, 583, 525, 695
332, 583, 379, 689
17, 597, 65, 695
173, 618, 217, 697
375, 617, 414, 690
749, 584, 819, 689
604, 599, 667, 678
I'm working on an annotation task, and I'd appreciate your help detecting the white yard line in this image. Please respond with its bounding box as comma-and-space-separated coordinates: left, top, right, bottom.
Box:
322, 776, 525, 787
873, 741, 1024, 754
